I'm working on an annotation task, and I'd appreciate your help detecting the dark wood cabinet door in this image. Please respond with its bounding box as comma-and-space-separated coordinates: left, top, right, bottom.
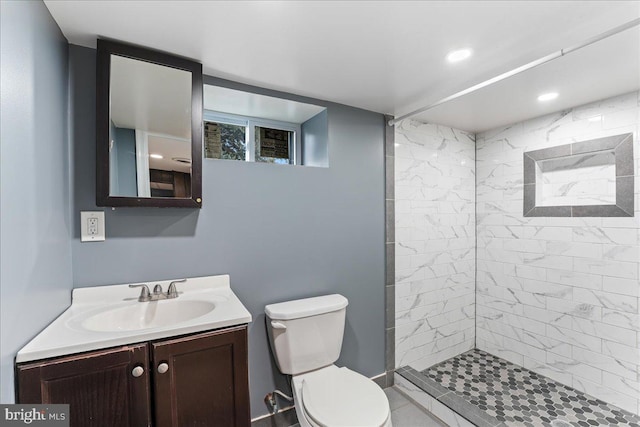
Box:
152, 326, 250, 427
16, 344, 152, 427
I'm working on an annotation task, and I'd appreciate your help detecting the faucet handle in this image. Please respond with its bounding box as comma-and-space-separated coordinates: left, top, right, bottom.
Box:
129, 284, 151, 302
167, 279, 186, 298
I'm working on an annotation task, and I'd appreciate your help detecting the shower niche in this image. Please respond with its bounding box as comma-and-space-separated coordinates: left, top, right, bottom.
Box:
523, 133, 634, 217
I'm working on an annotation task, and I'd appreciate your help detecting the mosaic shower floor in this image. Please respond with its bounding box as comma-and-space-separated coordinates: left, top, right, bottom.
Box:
399, 349, 640, 427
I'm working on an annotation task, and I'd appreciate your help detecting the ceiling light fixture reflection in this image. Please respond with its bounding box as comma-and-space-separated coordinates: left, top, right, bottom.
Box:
447, 49, 472, 63
149, 153, 163, 159
537, 92, 558, 102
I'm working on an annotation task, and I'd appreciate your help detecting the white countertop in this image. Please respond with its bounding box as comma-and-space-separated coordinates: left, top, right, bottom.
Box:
16, 274, 252, 363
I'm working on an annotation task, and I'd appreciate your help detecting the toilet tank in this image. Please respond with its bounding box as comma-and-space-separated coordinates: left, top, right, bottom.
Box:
265, 294, 348, 375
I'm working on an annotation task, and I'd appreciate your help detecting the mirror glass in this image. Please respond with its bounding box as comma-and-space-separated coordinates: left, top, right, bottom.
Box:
109, 55, 192, 198
98, 40, 203, 207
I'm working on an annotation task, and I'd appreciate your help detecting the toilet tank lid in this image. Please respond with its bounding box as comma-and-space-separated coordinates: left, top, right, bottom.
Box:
265, 294, 348, 320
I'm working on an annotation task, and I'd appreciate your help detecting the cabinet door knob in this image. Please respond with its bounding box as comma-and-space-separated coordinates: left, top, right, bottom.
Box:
131, 366, 144, 377
157, 362, 169, 374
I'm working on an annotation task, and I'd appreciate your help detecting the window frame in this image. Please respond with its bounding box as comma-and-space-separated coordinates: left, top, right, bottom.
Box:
203, 110, 301, 165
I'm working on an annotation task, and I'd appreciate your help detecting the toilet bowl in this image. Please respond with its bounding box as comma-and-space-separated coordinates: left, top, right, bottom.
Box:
292, 365, 391, 427
265, 294, 392, 427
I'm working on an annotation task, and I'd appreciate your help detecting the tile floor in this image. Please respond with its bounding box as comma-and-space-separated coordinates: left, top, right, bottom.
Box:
420, 349, 640, 427
386, 387, 447, 427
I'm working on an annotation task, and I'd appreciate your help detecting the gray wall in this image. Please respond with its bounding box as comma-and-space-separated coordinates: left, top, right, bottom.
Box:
113, 125, 137, 197
109, 120, 119, 192
0, 0, 73, 403
70, 46, 386, 418
301, 109, 329, 167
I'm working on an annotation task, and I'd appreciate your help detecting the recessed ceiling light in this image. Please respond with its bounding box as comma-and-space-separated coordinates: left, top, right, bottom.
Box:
149, 153, 163, 159
537, 92, 558, 102
447, 49, 472, 63
172, 157, 191, 164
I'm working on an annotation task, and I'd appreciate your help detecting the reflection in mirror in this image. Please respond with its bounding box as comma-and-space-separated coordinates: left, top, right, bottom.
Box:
96, 39, 202, 208
203, 85, 329, 167
109, 55, 192, 198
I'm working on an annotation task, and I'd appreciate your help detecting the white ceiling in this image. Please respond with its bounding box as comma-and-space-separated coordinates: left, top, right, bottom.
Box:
110, 55, 191, 138
110, 56, 191, 174
148, 135, 191, 174
418, 26, 640, 132
45, 1, 640, 133
203, 85, 326, 124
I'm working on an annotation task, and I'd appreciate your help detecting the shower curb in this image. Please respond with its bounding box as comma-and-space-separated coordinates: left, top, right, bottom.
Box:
395, 369, 505, 427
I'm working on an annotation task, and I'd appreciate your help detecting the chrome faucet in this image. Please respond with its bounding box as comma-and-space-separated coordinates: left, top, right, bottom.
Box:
167, 279, 186, 298
129, 284, 151, 302
129, 279, 187, 302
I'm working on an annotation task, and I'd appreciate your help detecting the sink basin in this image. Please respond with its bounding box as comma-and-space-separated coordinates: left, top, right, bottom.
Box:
78, 300, 216, 332
17, 275, 253, 363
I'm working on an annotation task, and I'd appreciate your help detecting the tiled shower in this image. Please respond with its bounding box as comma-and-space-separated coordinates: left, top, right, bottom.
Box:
395, 119, 476, 371
394, 91, 640, 425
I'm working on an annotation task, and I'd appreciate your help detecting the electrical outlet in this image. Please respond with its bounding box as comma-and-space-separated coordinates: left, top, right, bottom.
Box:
81, 211, 105, 242
88, 218, 98, 235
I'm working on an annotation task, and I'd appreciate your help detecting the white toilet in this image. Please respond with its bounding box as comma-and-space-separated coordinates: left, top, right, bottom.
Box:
265, 294, 392, 427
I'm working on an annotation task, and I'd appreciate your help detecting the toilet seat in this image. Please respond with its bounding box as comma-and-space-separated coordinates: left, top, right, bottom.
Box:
301, 366, 390, 427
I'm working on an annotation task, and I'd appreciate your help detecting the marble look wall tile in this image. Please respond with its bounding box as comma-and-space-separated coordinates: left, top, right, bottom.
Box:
602, 244, 639, 262
476, 90, 639, 415
602, 340, 640, 365
573, 257, 637, 279
602, 276, 640, 297
482, 122, 525, 141
523, 305, 572, 329
546, 241, 603, 258
546, 297, 601, 320
603, 107, 640, 130
410, 339, 475, 372
573, 346, 639, 382
395, 120, 475, 370
573, 287, 638, 313
522, 355, 574, 386
477, 337, 526, 366
430, 396, 477, 427
546, 269, 602, 289
573, 377, 639, 414
572, 91, 638, 121
543, 114, 605, 142
524, 110, 574, 135
393, 372, 434, 411
572, 317, 637, 347
572, 226, 638, 245
546, 352, 603, 384
521, 330, 572, 358
529, 226, 574, 241
602, 372, 640, 401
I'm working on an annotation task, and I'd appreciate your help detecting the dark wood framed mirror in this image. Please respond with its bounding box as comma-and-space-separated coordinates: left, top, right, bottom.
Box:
96, 40, 203, 208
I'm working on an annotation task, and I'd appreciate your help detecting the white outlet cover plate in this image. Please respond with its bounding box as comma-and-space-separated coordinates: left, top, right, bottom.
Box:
80, 211, 105, 242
